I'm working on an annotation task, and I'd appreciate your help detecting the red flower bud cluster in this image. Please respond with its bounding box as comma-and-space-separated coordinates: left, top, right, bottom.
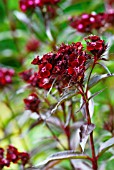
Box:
19, 0, 60, 15
0, 68, 15, 88
20, 36, 107, 90
85, 35, 107, 59
26, 38, 40, 52
20, 69, 33, 82
24, 93, 40, 113
31, 42, 88, 90
0, 145, 30, 169
70, 12, 114, 33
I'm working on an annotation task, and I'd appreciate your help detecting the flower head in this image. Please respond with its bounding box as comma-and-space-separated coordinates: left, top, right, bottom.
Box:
31, 42, 88, 90
0, 68, 15, 88
6, 145, 19, 163
70, 12, 114, 33
24, 93, 40, 112
19, 0, 60, 17
70, 13, 105, 33
18, 152, 30, 166
0, 145, 30, 169
0, 158, 10, 169
85, 35, 107, 59
26, 38, 40, 52
0, 148, 4, 159
19, 69, 33, 82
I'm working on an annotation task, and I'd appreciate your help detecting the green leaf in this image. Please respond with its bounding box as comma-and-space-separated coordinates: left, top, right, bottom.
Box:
98, 137, 114, 157
0, 1, 5, 22
88, 74, 114, 89
63, 1, 91, 15
97, 62, 111, 75
51, 90, 77, 115
36, 150, 89, 168
106, 159, 114, 170
98, 152, 113, 161
14, 11, 47, 42
80, 123, 95, 152
88, 88, 106, 101
80, 91, 94, 119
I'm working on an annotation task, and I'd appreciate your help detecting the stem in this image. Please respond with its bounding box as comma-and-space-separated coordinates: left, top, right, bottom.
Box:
83, 91, 98, 170
64, 125, 75, 170
61, 102, 66, 123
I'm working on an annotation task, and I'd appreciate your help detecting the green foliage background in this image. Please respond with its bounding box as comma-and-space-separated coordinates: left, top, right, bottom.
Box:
0, 0, 114, 169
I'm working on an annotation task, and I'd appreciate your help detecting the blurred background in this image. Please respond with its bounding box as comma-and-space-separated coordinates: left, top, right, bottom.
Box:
0, 0, 114, 169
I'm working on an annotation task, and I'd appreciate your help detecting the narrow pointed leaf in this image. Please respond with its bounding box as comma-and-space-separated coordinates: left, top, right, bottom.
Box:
80, 123, 95, 151
88, 88, 106, 101
51, 90, 77, 115
98, 137, 114, 157
36, 151, 89, 168
80, 91, 94, 118
14, 11, 30, 24
97, 62, 111, 75
88, 73, 114, 89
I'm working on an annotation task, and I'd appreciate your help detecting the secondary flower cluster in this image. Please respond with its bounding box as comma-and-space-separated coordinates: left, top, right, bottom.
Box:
70, 12, 114, 33
0, 145, 30, 169
0, 67, 15, 88
26, 37, 40, 52
24, 93, 40, 113
19, 0, 60, 17
85, 35, 107, 59
20, 36, 107, 90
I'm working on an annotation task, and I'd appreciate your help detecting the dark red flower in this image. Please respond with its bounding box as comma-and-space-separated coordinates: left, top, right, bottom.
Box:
6, 145, 19, 163
0, 148, 10, 169
85, 35, 107, 59
70, 11, 114, 33
31, 42, 88, 90
19, 69, 33, 82
28, 72, 39, 87
105, 12, 114, 25
24, 93, 40, 112
0, 148, 4, 159
0, 146, 30, 169
19, 0, 60, 17
18, 152, 30, 166
70, 13, 105, 33
0, 68, 15, 88
31, 56, 40, 65
21, 37, 107, 91
0, 158, 10, 169
26, 38, 40, 52
38, 77, 52, 89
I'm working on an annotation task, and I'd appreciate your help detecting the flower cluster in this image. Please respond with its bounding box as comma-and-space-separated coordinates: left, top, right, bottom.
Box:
31, 42, 88, 90
0, 145, 30, 169
70, 12, 114, 33
19, 0, 60, 17
85, 35, 107, 59
20, 36, 107, 90
26, 37, 40, 52
0, 67, 15, 88
24, 93, 40, 113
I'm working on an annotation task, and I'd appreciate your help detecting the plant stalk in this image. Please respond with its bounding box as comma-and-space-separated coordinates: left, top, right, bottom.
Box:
85, 96, 98, 170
